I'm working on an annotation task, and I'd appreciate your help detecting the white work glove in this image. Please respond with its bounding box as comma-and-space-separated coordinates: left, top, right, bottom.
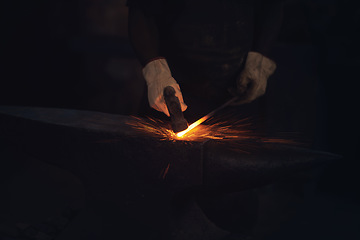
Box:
232, 51, 276, 105
142, 58, 187, 116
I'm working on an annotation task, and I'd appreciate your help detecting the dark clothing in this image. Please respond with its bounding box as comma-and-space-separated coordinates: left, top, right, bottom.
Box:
127, 0, 283, 119
161, 0, 254, 108
128, 0, 258, 117
127, 0, 253, 79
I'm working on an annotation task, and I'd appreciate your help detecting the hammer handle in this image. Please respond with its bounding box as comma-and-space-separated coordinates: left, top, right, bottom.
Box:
163, 86, 188, 133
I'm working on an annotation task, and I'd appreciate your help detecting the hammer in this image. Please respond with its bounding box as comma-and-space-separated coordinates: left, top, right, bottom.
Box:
163, 86, 188, 133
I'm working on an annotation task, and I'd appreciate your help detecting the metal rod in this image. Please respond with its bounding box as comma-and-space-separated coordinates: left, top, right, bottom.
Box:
201, 96, 239, 120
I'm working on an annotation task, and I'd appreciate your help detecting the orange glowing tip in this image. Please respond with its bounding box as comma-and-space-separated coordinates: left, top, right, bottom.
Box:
176, 97, 240, 138
176, 115, 210, 138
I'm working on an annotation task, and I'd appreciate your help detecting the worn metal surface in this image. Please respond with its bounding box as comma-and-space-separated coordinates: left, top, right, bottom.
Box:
203, 140, 338, 191
0, 106, 340, 240
0, 106, 202, 188
0, 106, 339, 188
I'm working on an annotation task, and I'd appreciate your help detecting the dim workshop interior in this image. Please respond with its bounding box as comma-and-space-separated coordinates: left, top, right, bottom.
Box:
0, 1, 359, 240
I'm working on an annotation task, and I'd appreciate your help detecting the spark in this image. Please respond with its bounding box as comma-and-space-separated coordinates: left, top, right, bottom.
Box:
127, 114, 296, 181
127, 115, 254, 142
127, 114, 297, 146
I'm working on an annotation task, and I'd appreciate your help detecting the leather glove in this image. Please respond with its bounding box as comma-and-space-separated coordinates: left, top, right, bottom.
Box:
232, 51, 276, 105
142, 58, 187, 116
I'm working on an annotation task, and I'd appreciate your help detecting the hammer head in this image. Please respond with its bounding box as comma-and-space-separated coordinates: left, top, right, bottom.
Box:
163, 86, 188, 133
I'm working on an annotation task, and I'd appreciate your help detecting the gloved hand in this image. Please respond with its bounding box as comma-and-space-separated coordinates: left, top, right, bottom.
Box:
232, 51, 276, 105
142, 58, 187, 116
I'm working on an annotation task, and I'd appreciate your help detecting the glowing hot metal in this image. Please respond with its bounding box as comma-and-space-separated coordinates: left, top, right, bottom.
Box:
176, 97, 239, 138
176, 115, 209, 138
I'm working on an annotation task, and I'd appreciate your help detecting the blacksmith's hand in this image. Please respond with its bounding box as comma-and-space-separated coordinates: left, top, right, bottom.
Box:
231, 52, 276, 105
142, 58, 187, 116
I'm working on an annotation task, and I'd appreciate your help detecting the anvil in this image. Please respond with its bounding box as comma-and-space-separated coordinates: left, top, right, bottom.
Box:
0, 106, 340, 240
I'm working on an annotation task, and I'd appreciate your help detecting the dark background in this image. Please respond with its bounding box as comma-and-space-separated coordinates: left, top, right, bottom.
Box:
0, 0, 359, 239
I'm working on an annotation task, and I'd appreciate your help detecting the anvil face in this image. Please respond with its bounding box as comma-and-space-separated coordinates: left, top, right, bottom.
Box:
0, 106, 340, 240
0, 106, 339, 191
